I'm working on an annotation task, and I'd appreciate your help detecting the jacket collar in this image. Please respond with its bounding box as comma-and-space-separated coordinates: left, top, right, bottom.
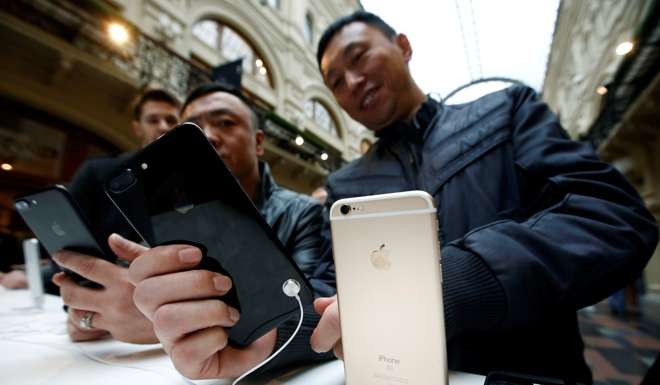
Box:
254, 161, 277, 211
375, 97, 440, 150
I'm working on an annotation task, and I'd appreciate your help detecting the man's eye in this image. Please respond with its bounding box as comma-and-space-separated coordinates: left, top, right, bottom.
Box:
212, 119, 234, 128
332, 78, 344, 91
352, 50, 364, 65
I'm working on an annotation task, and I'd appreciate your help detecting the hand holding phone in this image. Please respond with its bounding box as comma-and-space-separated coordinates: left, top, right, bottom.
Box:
105, 123, 313, 347
50, 234, 158, 344
123, 236, 278, 379
330, 191, 448, 385
14, 185, 114, 287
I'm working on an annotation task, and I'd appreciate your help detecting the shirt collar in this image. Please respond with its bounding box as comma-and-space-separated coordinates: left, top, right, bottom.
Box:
375, 97, 439, 148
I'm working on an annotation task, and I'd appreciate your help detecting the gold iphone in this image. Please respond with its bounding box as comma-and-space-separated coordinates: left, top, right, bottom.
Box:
330, 191, 447, 385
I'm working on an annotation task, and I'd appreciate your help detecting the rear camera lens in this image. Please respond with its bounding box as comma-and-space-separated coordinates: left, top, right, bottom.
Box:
15, 200, 29, 210
340, 204, 351, 215
108, 168, 137, 193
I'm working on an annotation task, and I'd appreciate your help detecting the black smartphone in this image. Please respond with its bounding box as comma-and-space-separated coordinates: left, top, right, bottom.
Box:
14, 185, 115, 288
105, 122, 314, 347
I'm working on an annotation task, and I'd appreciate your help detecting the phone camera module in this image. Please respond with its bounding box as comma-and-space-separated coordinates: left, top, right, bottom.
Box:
340, 204, 351, 215
15, 200, 30, 211
109, 168, 137, 193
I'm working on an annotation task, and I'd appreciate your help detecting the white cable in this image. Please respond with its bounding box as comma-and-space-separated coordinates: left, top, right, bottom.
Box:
1, 336, 185, 383
232, 279, 304, 385
74, 342, 180, 382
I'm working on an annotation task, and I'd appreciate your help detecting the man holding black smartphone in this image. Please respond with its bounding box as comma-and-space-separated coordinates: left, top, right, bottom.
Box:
50, 88, 181, 342
54, 83, 335, 377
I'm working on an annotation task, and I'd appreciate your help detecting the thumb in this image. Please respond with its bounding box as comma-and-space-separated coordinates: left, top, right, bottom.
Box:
313, 295, 337, 315
108, 233, 149, 263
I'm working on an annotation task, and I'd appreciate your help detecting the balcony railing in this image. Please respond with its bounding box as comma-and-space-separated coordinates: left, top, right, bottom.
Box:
0, 0, 343, 172
584, 3, 660, 149
1, 0, 211, 100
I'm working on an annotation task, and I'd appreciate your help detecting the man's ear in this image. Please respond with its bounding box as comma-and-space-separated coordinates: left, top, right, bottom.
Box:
395, 33, 413, 63
255, 129, 265, 157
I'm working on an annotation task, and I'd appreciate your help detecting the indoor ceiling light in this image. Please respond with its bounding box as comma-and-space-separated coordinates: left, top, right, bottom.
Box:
596, 85, 608, 95
108, 22, 130, 46
615, 41, 634, 56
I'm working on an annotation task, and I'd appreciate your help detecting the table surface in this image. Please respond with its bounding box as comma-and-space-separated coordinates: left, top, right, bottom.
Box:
0, 288, 485, 385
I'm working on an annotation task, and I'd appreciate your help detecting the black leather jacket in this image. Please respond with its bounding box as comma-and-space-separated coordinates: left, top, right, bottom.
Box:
252, 162, 335, 370
254, 162, 331, 297
323, 86, 658, 383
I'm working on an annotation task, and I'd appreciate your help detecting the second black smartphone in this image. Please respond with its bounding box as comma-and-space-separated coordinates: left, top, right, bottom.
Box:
14, 185, 115, 287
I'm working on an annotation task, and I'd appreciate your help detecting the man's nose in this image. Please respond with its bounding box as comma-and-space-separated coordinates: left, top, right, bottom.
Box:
203, 127, 221, 148
157, 118, 170, 133
345, 71, 364, 93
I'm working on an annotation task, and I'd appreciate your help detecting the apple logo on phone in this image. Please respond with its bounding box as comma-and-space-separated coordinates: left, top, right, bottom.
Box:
173, 188, 194, 215
51, 222, 66, 237
370, 244, 391, 271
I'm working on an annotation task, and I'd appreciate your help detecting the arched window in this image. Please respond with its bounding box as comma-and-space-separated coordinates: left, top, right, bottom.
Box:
303, 13, 314, 45
192, 19, 272, 87
305, 99, 339, 137
260, 0, 280, 9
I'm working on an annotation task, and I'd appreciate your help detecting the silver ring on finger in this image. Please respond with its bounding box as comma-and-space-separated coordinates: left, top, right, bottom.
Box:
79, 312, 96, 330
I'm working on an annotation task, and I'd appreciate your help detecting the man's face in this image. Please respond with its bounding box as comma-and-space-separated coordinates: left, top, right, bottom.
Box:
320, 22, 414, 132
133, 100, 179, 145
182, 92, 263, 182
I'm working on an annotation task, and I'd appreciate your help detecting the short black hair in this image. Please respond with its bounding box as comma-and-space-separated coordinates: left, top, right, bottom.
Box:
316, 11, 396, 69
132, 88, 180, 121
182, 82, 260, 130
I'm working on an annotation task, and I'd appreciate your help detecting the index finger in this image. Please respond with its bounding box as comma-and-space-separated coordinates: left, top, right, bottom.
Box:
108, 233, 149, 263
52, 251, 118, 286
128, 244, 203, 285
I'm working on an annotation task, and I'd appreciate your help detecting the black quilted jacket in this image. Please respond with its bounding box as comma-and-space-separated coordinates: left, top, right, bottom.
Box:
321, 86, 658, 383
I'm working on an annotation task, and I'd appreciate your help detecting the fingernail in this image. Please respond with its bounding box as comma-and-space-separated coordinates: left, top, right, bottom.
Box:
109, 233, 126, 245
178, 248, 201, 263
213, 275, 231, 292
52, 272, 64, 285
52, 253, 63, 263
228, 307, 240, 323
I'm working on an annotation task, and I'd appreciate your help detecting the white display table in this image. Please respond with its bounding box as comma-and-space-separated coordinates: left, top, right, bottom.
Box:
0, 288, 484, 385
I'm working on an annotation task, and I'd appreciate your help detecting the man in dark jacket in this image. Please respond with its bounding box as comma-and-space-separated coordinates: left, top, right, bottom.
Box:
51, 88, 182, 342
1, 89, 182, 293
309, 11, 659, 384
55, 83, 333, 380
